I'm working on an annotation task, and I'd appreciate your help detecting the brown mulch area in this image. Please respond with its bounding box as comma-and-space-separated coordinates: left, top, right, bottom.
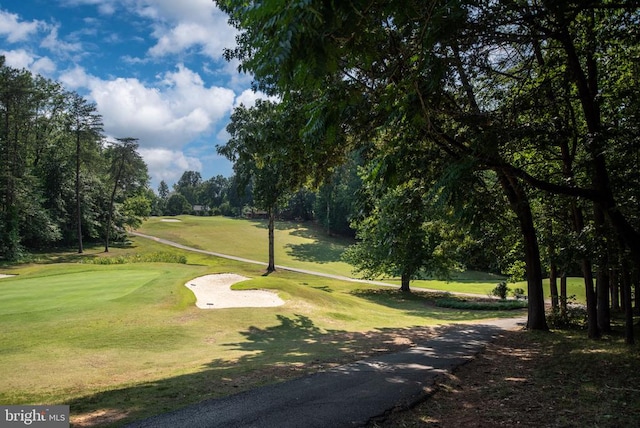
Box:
368, 328, 542, 427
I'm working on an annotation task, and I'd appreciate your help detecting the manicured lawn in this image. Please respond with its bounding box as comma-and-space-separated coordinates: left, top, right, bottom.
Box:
0, 217, 589, 426
0, 237, 524, 426
136, 216, 588, 303
136, 215, 356, 277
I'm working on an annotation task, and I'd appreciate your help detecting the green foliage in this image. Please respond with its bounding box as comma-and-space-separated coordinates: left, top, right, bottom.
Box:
82, 252, 187, 265
434, 297, 527, 311
491, 282, 510, 300
166, 193, 192, 216
546, 296, 588, 330
511, 287, 526, 299
0, 58, 151, 259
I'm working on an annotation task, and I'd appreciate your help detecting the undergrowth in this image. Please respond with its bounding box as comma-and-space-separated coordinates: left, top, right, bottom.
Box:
81, 252, 187, 264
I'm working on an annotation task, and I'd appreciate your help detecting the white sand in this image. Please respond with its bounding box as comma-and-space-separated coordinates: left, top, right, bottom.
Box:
161, 218, 182, 222
0, 274, 15, 279
185, 273, 285, 309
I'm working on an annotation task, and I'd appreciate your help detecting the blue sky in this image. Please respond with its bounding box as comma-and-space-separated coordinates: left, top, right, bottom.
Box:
0, 0, 268, 190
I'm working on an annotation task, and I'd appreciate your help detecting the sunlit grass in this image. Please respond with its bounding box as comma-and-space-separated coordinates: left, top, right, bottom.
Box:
0, 234, 523, 426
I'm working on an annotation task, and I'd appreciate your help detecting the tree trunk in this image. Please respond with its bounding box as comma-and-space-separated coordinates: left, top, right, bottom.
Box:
400, 273, 411, 293
547, 218, 559, 311
634, 269, 640, 315
596, 268, 611, 334
570, 201, 600, 338
560, 274, 568, 317
75, 132, 83, 254
267, 207, 276, 273
581, 260, 599, 339
611, 269, 620, 311
549, 262, 559, 311
497, 171, 547, 330
621, 262, 634, 345
594, 206, 610, 332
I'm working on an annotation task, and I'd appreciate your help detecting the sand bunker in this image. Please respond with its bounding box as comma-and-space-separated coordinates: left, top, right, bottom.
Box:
185, 273, 285, 309
0, 274, 15, 279
161, 218, 182, 222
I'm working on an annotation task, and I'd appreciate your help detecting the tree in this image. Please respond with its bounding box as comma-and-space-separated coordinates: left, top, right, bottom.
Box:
165, 193, 192, 216
104, 137, 149, 252
345, 179, 454, 292
201, 175, 229, 209
216, 0, 640, 334
155, 180, 170, 215
66, 92, 103, 253
219, 99, 312, 272
173, 170, 203, 206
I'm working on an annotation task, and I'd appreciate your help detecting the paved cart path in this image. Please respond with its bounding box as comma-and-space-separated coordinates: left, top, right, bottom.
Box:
127, 231, 526, 427
125, 317, 524, 428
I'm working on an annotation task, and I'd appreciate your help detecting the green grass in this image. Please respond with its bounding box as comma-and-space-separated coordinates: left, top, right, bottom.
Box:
137, 216, 356, 277
0, 233, 524, 427
136, 216, 590, 303
0, 217, 593, 426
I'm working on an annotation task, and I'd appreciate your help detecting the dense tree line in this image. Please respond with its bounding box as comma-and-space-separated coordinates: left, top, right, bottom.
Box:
155, 161, 361, 239
0, 58, 151, 260
213, 0, 640, 339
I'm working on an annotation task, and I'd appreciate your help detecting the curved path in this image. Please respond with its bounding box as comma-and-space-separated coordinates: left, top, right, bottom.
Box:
126, 231, 526, 427
130, 231, 480, 295
125, 318, 524, 428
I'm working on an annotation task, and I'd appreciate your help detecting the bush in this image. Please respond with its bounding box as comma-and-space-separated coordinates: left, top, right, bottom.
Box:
83, 252, 187, 265
435, 297, 527, 310
491, 281, 510, 300
511, 287, 526, 299
546, 296, 587, 329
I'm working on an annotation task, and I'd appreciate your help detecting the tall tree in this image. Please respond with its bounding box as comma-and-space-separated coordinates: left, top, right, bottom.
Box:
104, 137, 148, 252
66, 92, 103, 253
220, 101, 284, 272
216, 0, 640, 333
174, 170, 203, 206
219, 99, 312, 272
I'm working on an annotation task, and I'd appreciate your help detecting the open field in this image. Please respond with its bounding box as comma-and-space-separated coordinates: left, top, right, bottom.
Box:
0, 233, 524, 427
136, 216, 587, 302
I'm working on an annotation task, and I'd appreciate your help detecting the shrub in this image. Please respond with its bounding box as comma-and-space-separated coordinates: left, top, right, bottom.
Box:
435, 297, 527, 310
491, 281, 510, 300
83, 252, 187, 265
511, 287, 526, 299
546, 296, 587, 329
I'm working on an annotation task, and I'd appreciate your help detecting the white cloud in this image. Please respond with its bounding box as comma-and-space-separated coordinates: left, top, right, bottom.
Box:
32, 56, 56, 75
139, 147, 202, 187
137, 0, 236, 61
1, 48, 35, 69
40, 25, 83, 56
59, 65, 94, 89
86, 64, 235, 149
0, 9, 42, 43
234, 89, 268, 109
59, 0, 118, 15
1, 49, 56, 76
58, 64, 236, 152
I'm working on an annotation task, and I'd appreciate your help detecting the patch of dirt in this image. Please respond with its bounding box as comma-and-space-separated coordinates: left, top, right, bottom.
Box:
72, 409, 130, 427
369, 329, 545, 427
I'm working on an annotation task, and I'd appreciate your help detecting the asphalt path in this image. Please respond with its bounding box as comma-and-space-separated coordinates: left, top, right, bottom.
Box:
125, 317, 524, 428
130, 231, 479, 294
127, 231, 526, 427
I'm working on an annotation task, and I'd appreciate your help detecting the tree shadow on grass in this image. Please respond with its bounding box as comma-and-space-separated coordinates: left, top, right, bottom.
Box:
284, 242, 345, 264
351, 288, 524, 321
66, 314, 437, 427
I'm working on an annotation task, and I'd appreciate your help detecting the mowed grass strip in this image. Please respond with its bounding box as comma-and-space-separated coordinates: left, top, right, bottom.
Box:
136, 216, 360, 277
0, 236, 524, 427
135, 216, 588, 302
